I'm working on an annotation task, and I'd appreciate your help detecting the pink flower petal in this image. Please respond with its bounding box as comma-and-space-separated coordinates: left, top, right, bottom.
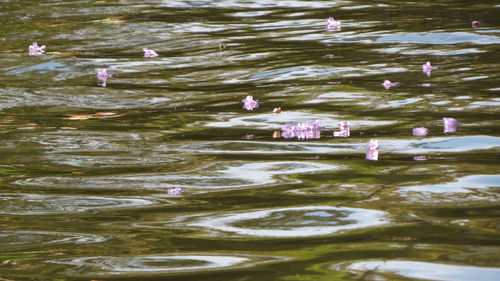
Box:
333, 121, 350, 137
167, 187, 183, 195
366, 139, 379, 161
443, 117, 458, 133
242, 95, 260, 110
412, 127, 428, 136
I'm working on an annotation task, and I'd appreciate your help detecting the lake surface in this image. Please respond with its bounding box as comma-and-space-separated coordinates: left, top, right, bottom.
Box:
1, 0, 499, 280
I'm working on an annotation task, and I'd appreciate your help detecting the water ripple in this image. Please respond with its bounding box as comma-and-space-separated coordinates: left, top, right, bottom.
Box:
0, 193, 162, 215
398, 175, 500, 195
383, 136, 500, 154
8, 130, 160, 153
179, 206, 390, 237
376, 32, 500, 44
45, 153, 183, 168
0, 230, 109, 250
157, 0, 345, 8
14, 161, 342, 190
47, 253, 282, 275
0, 87, 172, 110
172, 141, 359, 154
333, 260, 500, 281
202, 111, 394, 129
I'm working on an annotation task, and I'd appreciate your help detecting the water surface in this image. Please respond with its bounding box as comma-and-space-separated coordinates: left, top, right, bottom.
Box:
1, 0, 499, 280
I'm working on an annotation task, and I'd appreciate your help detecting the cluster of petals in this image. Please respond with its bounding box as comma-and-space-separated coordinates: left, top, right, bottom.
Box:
28, 28, 460, 164
242, 95, 260, 111
96, 69, 115, 87
443, 117, 457, 133
167, 187, 183, 195
28, 42, 46, 56
366, 139, 379, 161
333, 121, 350, 137
325, 17, 341, 30
281, 120, 321, 140
382, 80, 400, 89
143, 48, 159, 58
412, 127, 428, 136
422, 61, 441, 77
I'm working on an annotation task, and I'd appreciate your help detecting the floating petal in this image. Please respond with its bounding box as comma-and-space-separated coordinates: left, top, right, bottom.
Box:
443, 117, 458, 133
412, 127, 428, 136
366, 139, 379, 161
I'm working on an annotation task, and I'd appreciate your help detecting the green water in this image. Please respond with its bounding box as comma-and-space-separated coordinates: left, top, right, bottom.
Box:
0, 0, 499, 280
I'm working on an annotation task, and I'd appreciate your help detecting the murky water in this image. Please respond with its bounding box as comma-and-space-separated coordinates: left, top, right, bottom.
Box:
1, 0, 499, 280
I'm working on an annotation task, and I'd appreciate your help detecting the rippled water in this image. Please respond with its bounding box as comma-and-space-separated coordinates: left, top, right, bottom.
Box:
1, 0, 499, 280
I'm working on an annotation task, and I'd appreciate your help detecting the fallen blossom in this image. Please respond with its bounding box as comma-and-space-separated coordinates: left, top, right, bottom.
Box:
472, 21, 481, 28
281, 123, 295, 139
167, 187, 183, 195
325, 17, 341, 30
443, 117, 457, 133
143, 48, 159, 58
366, 139, 379, 161
242, 95, 259, 111
333, 121, 350, 137
422, 61, 441, 77
306, 120, 321, 130
281, 120, 321, 140
97, 69, 115, 87
296, 120, 321, 140
412, 127, 428, 136
272, 107, 282, 114
28, 42, 46, 56
383, 80, 400, 89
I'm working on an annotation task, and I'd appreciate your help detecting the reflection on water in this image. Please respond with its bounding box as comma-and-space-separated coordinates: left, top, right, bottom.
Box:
14, 161, 342, 190
334, 260, 500, 281
45, 253, 283, 276
382, 136, 500, 153
1, 0, 499, 279
182, 206, 390, 237
0, 193, 160, 215
0, 231, 108, 249
375, 32, 500, 44
399, 174, 500, 194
